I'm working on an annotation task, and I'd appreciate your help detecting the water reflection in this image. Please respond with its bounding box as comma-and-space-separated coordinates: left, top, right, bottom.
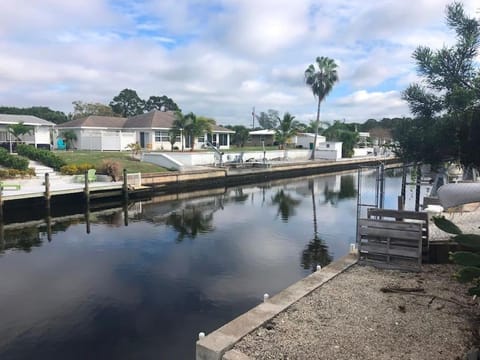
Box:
271, 189, 302, 222
166, 207, 214, 241
301, 179, 332, 272
324, 174, 357, 205
0, 171, 404, 359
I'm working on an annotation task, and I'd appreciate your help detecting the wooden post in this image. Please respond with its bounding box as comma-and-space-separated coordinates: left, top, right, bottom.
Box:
122, 168, 128, 202
85, 204, 91, 234
123, 201, 129, 227
46, 206, 52, 242
84, 170, 90, 203
44, 173, 51, 211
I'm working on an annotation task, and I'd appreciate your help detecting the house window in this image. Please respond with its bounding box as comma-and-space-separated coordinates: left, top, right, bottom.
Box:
198, 135, 205, 143
155, 131, 170, 142
219, 133, 228, 146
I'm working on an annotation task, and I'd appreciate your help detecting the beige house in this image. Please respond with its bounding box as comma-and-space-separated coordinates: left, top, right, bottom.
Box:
56, 110, 234, 151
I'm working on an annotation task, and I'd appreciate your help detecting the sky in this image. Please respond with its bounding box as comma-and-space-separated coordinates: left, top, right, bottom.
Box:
0, 0, 478, 126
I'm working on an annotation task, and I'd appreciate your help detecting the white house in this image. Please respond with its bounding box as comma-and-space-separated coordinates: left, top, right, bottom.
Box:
56, 110, 234, 151
316, 141, 343, 160
0, 114, 55, 151
293, 133, 327, 149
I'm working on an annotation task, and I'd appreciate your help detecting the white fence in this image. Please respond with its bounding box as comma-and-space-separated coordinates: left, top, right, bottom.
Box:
79, 131, 136, 151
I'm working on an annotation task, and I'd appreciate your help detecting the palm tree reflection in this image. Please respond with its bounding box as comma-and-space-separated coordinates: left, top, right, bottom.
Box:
301, 179, 332, 272
271, 189, 301, 222
166, 207, 214, 242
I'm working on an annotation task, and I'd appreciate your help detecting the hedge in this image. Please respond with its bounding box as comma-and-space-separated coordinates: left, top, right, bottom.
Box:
17, 144, 66, 171
0, 148, 29, 170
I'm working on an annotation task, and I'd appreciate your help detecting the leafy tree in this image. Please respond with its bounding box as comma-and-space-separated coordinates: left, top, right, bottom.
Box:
0, 106, 68, 124
322, 120, 359, 157
60, 130, 77, 150
7, 122, 33, 142
172, 111, 192, 152
304, 56, 339, 160
144, 95, 180, 112
71, 101, 117, 119
228, 125, 250, 147
109, 89, 145, 117
398, 2, 480, 167
255, 109, 279, 129
168, 130, 178, 151
187, 114, 214, 151
275, 112, 300, 149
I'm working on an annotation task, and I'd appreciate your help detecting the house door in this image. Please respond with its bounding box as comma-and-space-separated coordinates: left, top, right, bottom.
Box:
140, 132, 147, 148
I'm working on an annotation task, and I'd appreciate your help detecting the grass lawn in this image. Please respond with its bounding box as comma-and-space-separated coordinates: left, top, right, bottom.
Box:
54, 151, 168, 173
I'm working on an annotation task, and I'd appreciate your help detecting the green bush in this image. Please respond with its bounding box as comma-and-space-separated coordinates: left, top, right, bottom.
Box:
0, 148, 29, 170
17, 144, 66, 171
433, 216, 480, 296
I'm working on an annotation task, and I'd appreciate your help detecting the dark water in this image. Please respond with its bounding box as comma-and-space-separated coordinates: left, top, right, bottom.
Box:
0, 170, 408, 359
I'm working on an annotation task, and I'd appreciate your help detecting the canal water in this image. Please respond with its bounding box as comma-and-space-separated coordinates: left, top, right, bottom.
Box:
0, 169, 416, 359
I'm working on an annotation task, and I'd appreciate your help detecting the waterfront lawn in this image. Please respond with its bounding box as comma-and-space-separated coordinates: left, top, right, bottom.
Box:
54, 151, 168, 173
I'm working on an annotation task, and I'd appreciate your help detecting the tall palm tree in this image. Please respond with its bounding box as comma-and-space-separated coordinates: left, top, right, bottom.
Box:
275, 112, 300, 149
304, 56, 339, 160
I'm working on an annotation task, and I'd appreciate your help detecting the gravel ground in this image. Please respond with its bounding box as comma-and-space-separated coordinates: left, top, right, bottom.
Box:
233, 208, 480, 360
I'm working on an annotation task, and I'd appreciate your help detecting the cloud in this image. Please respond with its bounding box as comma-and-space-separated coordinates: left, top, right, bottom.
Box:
1, 0, 477, 124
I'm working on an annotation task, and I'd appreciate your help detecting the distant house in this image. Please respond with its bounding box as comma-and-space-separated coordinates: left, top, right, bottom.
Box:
292, 133, 326, 149
56, 110, 234, 151
248, 129, 276, 146
0, 114, 55, 151
249, 130, 327, 150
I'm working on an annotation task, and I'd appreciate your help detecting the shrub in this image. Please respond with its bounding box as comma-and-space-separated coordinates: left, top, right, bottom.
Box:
0, 148, 29, 170
17, 144, 66, 170
0, 168, 35, 179
60, 163, 95, 175
98, 159, 122, 181
433, 216, 480, 296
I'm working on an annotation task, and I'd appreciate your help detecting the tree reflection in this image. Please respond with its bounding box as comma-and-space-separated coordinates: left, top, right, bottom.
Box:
271, 189, 301, 222
324, 175, 357, 205
1, 227, 42, 252
166, 207, 214, 242
230, 188, 249, 203
301, 180, 332, 272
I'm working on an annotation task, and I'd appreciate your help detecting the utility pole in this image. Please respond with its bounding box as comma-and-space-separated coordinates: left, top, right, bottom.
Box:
252, 107, 255, 129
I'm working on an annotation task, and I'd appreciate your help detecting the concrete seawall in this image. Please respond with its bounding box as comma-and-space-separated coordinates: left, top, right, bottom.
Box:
141, 157, 401, 193
196, 254, 358, 360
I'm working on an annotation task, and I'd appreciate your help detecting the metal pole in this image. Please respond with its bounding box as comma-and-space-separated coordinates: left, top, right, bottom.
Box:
379, 162, 385, 209
415, 163, 422, 212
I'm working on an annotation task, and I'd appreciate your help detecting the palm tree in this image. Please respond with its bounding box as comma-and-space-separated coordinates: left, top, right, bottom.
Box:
173, 111, 191, 152
7, 122, 33, 142
304, 56, 339, 160
188, 114, 214, 151
61, 130, 77, 150
275, 112, 299, 149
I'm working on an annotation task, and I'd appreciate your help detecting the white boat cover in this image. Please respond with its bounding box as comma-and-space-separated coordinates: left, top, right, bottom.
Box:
437, 182, 480, 209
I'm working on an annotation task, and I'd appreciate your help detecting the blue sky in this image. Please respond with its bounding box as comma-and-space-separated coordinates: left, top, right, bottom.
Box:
0, 0, 478, 126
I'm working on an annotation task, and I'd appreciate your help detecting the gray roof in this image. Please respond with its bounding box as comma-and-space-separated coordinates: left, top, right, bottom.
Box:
56, 110, 234, 133
0, 114, 55, 126
124, 111, 176, 129
57, 115, 127, 128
